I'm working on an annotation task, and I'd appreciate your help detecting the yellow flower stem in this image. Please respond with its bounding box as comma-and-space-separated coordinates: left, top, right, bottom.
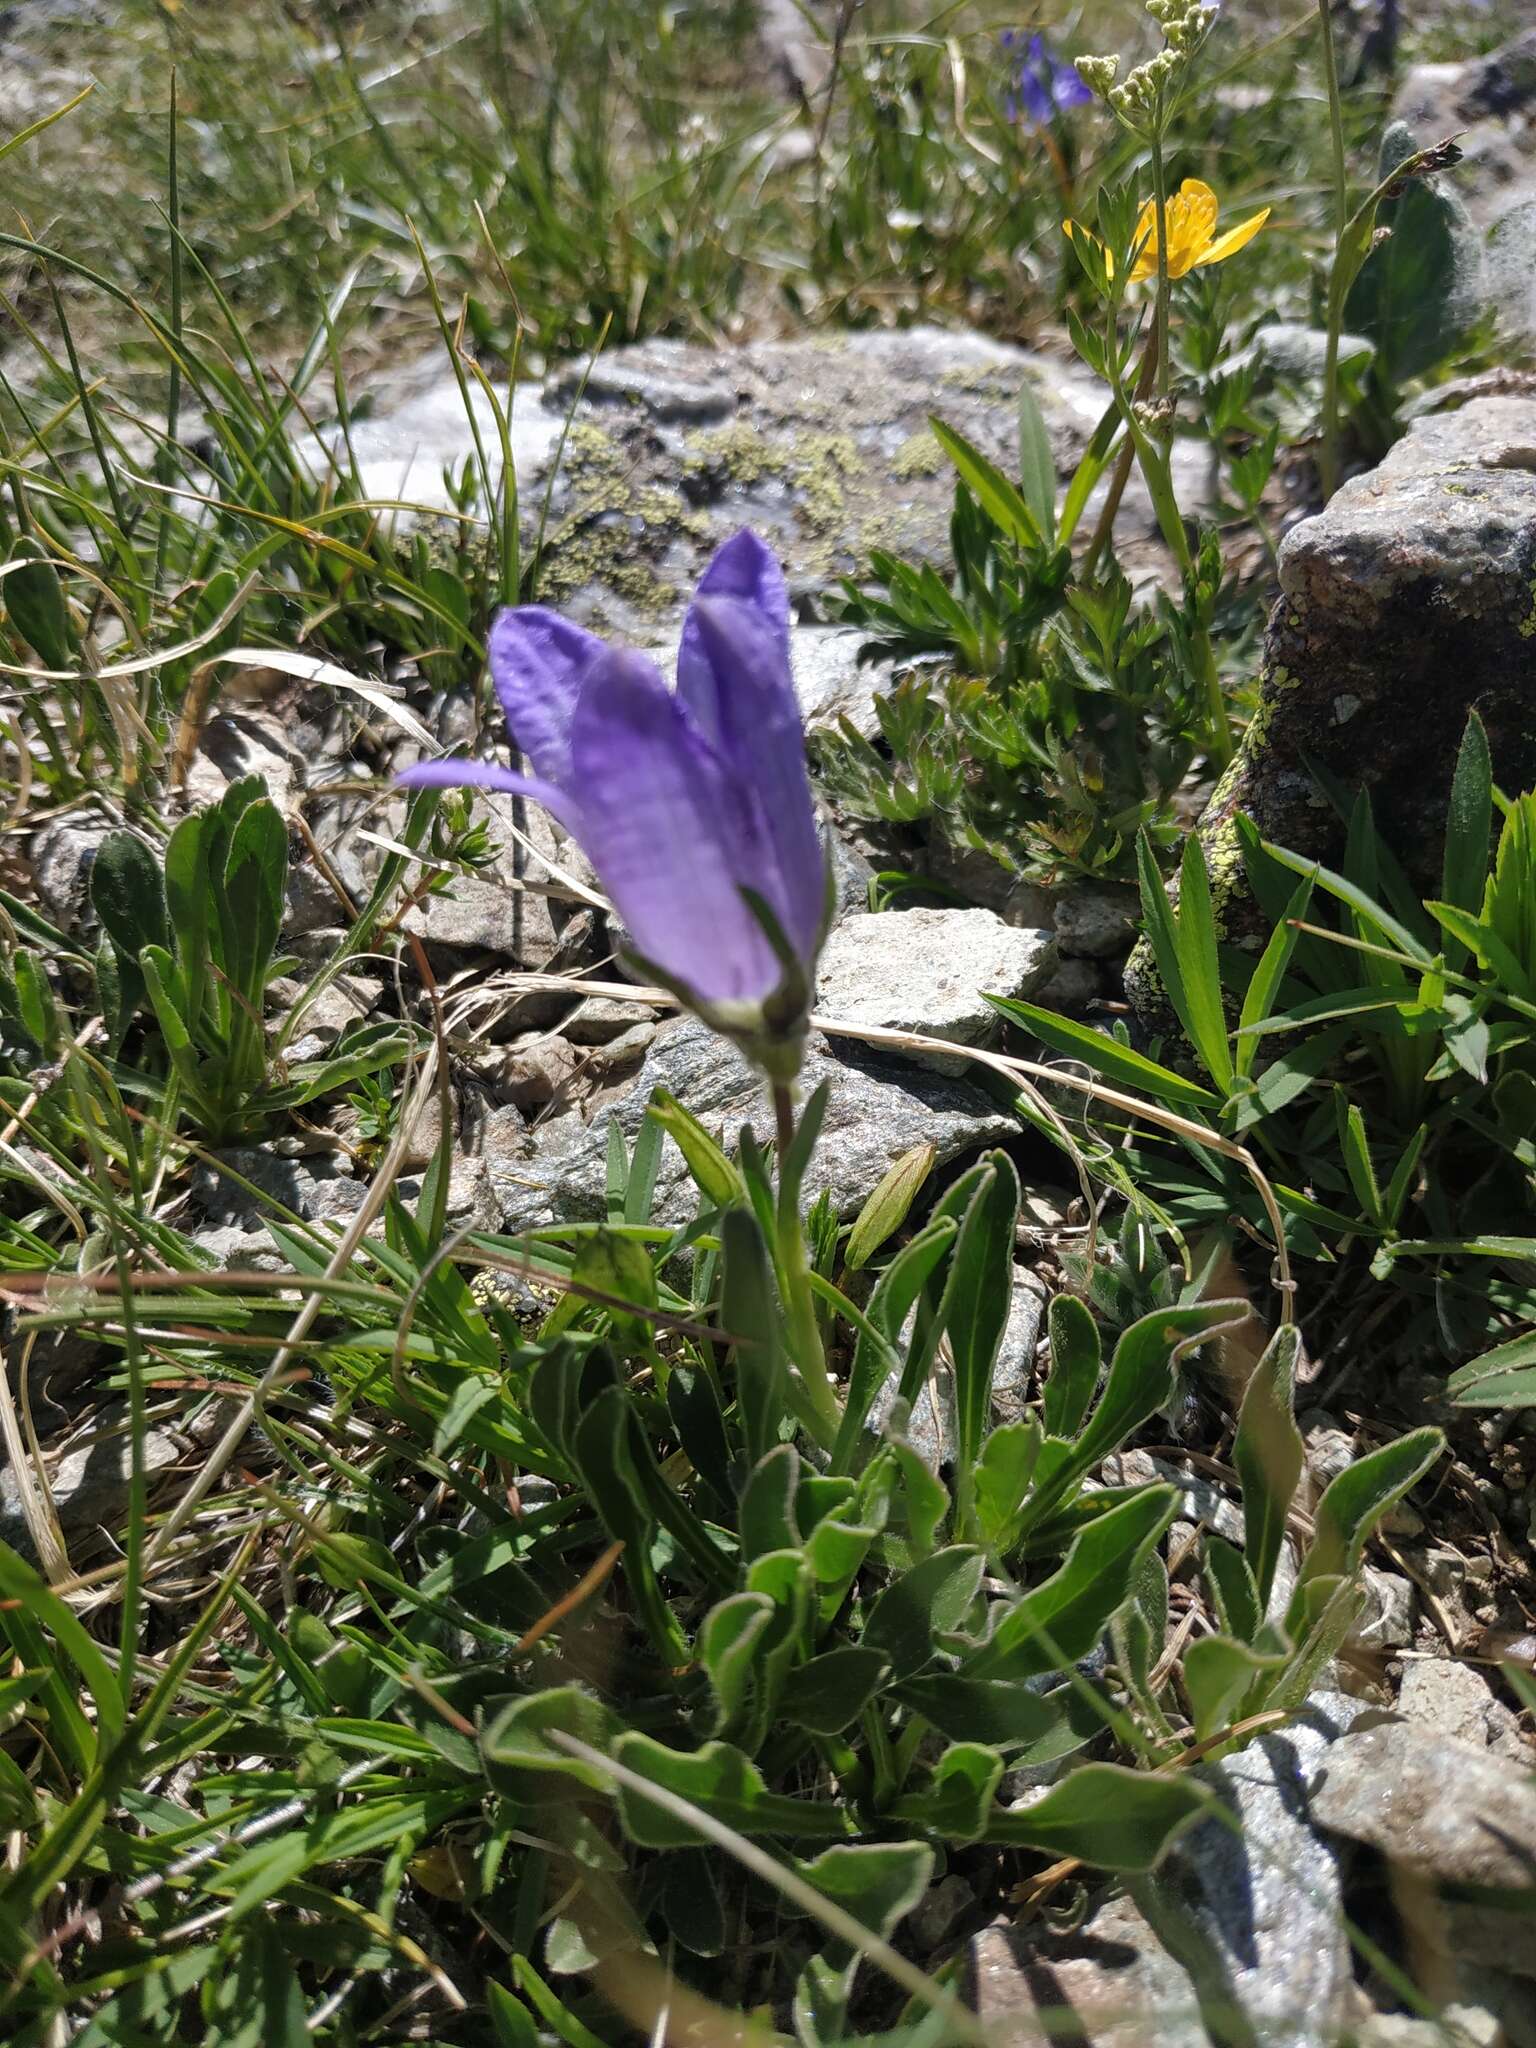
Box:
1150, 124, 1173, 400
1317, 0, 1349, 503
1104, 311, 1233, 769
1083, 316, 1160, 576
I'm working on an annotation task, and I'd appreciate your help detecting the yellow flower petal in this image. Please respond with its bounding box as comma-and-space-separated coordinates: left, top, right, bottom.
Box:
1128, 197, 1160, 281
1194, 205, 1272, 268
1130, 180, 1220, 281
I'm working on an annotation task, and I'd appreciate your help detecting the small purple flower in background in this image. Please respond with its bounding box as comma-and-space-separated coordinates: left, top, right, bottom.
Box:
400, 531, 829, 1078
1001, 30, 1092, 127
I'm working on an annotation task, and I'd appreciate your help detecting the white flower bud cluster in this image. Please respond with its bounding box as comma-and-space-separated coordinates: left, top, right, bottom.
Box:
1075, 54, 1120, 97
1146, 0, 1219, 54
1083, 0, 1217, 131
1108, 46, 1182, 125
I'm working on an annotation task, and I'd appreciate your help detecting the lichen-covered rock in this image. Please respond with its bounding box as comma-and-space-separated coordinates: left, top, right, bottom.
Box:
1128, 394, 1536, 1033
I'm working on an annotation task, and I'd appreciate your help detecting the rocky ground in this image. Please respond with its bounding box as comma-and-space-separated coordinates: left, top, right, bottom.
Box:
6, 9, 1536, 2045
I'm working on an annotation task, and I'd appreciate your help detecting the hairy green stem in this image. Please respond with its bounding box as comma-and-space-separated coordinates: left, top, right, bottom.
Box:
1150, 123, 1172, 400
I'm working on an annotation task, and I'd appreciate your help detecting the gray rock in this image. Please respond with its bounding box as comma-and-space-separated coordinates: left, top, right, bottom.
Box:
924, 835, 1056, 929
1053, 883, 1140, 961
192, 1146, 366, 1231
563, 996, 663, 1045
1130, 396, 1536, 1029
183, 710, 308, 816
301, 351, 563, 522
1028, 954, 1103, 1015
1310, 1719, 1536, 1892
814, 906, 1056, 1074
1, 1409, 181, 1559
305, 327, 1186, 630
827, 830, 876, 921
1397, 1657, 1533, 1762
1230, 322, 1375, 386
1132, 1699, 1361, 2048
1451, 1967, 1536, 2045
968, 1893, 1209, 2048
908, 1873, 973, 1953
29, 816, 110, 932
638, 619, 890, 739
1395, 32, 1536, 345
489, 1012, 1017, 1232
1356, 1565, 1416, 1651
547, 345, 736, 425
990, 1271, 1049, 1425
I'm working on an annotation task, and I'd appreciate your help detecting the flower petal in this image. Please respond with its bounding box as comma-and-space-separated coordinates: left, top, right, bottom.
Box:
680, 593, 826, 965
1128, 197, 1160, 281
486, 606, 608, 791
395, 757, 581, 831
570, 649, 783, 1003
678, 529, 791, 714
1194, 205, 1272, 268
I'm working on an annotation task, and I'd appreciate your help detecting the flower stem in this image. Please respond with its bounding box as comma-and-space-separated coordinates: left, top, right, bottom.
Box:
1150, 122, 1172, 401
772, 1080, 840, 1444
1317, 0, 1349, 502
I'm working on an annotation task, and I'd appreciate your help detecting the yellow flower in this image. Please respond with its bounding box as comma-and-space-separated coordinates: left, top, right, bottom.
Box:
1064, 178, 1270, 283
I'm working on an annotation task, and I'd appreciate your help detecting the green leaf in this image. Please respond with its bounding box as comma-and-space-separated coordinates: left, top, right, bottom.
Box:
1204, 1536, 1262, 1644
1017, 377, 1058, 544
1447, 1328, 1536, 1408
4, 537, 72, 669
1183, 1632, 1287, 1745
989, 996, 1220, 1110
1291, 1427, 1443, 1611
219, 797, 288, 1012
1071, 1300, 1240, 1477
894, 1674, 1102, 1764
164, 809, 213, 1027
1174, 836, 1234, 1092
891, 1742, 1003, 1843
929, 415, 1043, 549
611, 1734, 853, 1846
698, 1593, 775, 1736
487, 1984, 541, 2048
974, 1419, 1043, 1552
793, 1841, 934, 2048
204, 1922, 307, 2048
778, 1647, 891, 1734
721, 1207, 788, 1467
91, 830, 169, 965
831, 1218, 957, 1472
1232, 1324, 1305, 1614
1043, 1293, 1101, 1440
740, 1444, 802, 1560
1344, 121, 1483, 387
946, 1152, 1020, 1481
986, 1764, 1211, 1871
971, 1485, 1177, 1680
863, 1547, 985, 1680
1441, 711, 1493, 967
543, 1225, 658, 1342
480, 1688, 621, 1793
1236, 874, 1314, 1079
646, 1086, 742, 1207
1261, 839, 1434, 965
1136, 828, 1187, 1030
845, 1142, 936, 1272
